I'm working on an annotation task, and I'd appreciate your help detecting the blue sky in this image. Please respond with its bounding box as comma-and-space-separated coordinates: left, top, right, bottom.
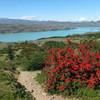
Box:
0, 0, 100, 21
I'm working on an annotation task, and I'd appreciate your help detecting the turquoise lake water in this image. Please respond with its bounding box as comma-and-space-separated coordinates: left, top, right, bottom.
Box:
0, 27, 100, 42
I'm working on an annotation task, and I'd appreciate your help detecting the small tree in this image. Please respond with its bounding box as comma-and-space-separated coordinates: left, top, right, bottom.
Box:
7, 45, 14, 60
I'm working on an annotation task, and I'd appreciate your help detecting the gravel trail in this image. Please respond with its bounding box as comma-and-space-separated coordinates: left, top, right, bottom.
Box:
18, 71, 77, 100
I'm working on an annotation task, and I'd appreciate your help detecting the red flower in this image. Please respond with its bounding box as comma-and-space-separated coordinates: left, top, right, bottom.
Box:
51, 68, 56, 74
65, 78, 71, 83
42, 41, 100, 93
59, 85, 66, 91
97, 70, 100, 80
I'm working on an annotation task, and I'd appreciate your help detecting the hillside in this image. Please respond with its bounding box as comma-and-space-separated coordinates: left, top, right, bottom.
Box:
0, 18, 100, 34
0, 32, 100, 100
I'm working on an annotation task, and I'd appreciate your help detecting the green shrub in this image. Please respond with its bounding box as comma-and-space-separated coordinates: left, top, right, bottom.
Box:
35, 72, 46, 84
21, 51, 45, 71
0, 61, 16, 71
7, 45, 14, 60
42, 41, 65, 50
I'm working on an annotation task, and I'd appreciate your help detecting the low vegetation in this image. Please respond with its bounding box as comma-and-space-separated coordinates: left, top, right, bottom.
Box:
71, 32, 100, 40
21, 51, 45, 71
0, 32, 100, 100
0, 61, 33, 100
42, 41, 66, 50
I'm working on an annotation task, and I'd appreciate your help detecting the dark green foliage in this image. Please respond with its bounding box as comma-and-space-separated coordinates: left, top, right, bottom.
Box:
71, 32, 100, 39
22, 51, 45, 71
7, 45, 14, 60
42, 41, 65, 50
35, 72, 46, 84
0, 61, 15, 71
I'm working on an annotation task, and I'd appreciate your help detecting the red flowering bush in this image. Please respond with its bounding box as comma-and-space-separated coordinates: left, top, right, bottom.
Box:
42, 41, 100, 95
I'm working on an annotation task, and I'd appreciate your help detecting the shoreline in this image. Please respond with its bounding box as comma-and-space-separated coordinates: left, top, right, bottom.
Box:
0, 31, 100, 43
0, 27, 75, 34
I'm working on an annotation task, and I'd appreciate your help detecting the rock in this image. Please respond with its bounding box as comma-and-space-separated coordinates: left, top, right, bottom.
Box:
30, 82, 32, 85
32, 77, 34, 79
31, 89, 34, 93
50, 96, 55, 100
42, 92, 47, 96
33, 97, 36, 100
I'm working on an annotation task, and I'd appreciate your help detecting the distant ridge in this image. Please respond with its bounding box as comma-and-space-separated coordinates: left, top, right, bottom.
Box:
0, 18, 36, 24
0, 18, 100, 34
0, 18, 100, 26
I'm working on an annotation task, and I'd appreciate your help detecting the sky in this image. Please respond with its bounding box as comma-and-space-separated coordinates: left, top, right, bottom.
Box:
0, 0, 100, 21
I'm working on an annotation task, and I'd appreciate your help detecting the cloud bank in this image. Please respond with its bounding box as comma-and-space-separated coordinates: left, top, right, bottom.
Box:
71, 17, 87, 22
20, 16, 36, 20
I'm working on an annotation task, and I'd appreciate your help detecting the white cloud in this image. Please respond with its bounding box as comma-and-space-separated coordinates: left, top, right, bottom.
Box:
20, 16, 36, 20
71, 17, 87, 22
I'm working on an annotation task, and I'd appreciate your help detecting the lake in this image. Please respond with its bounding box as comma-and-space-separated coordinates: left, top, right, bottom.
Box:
0, 27, 100, 42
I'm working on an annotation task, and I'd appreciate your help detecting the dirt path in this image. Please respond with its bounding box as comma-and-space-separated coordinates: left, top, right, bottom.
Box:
18, 71, 77, 100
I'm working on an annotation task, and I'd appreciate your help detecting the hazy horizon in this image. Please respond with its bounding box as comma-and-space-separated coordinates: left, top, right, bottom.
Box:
0, 17, 100, 22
